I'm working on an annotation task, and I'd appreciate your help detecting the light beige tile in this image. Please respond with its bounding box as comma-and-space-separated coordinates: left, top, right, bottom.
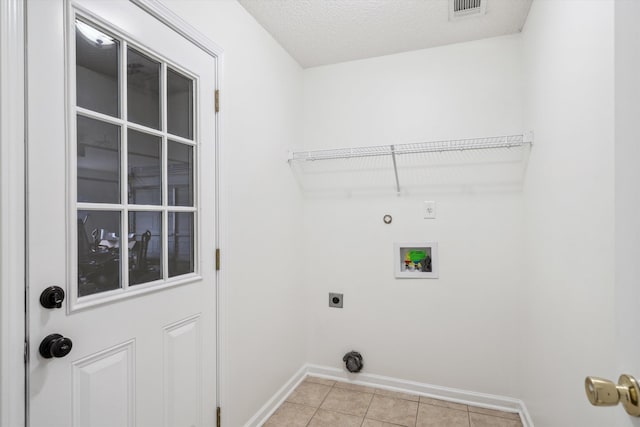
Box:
416, 403, 469, 427
366, 395, 419, 427
468, 406, 521, 421
305, 376, 336, 387
469, 412, 522, 427
419, 396, 468, 412
286, 381, 332, 407
334, 381, 377, 394
308, 409, 363, 427
320, 387, 374, 417
375, 388, 420, 402
362, 420, 405, 427
264, 402, 317, 427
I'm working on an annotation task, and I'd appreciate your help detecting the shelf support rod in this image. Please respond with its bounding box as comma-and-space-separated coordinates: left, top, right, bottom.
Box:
390, 144, 400, 194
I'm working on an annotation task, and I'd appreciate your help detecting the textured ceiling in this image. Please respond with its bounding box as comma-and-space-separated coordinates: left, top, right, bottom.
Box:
238, 0, 533, 68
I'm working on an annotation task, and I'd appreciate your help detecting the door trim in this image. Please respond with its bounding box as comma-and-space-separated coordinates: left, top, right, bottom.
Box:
0, 0, 26, 426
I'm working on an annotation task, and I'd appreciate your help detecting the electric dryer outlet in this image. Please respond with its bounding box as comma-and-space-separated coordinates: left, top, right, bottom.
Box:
329, 293, 343, 308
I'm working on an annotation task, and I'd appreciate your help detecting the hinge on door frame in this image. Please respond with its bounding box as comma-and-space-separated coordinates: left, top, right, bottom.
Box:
215, 90, 220, 113
24, 340, 28, 364
216, 406, 221, 427
216, 248, 220, 271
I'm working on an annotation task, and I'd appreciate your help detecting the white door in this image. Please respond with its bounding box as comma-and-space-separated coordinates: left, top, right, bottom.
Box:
26, 1, 217, 426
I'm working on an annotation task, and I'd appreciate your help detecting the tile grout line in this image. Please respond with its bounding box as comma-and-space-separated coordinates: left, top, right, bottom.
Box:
359, 386, 378, 427
320, 384, 377, 419
303, 379, 336, 427
412, 399, 419, 427
301, 378, 519, 427
468, 411, 524, 426
375, 389, 421, 403
468, 407, 522, 422
361, 386, 416, 427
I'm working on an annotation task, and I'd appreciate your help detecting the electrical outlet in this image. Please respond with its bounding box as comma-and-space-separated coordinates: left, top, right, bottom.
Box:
424, 201, 436, 219
329, 293, 343, 308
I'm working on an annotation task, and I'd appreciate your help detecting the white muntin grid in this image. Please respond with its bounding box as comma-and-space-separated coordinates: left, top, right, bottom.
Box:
69, 10, 200, 309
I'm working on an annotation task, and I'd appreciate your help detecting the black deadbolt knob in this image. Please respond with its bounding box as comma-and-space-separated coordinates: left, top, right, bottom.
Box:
39, 334, 73, 359
40, 286, 65, 309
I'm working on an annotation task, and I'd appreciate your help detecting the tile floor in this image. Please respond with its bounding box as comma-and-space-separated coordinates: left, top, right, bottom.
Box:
264, 376, 523, 427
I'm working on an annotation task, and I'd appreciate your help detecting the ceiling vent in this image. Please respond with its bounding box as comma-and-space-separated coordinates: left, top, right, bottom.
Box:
449, 0, 487, 20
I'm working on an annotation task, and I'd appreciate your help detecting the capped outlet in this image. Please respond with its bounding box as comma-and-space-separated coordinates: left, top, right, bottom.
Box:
329, 293, 343, 308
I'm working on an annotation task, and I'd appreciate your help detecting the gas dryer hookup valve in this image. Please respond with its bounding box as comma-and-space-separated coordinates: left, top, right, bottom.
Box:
343, 351, 363, 373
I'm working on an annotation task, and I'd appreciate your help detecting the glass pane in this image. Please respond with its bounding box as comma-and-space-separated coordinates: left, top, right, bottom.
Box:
77, 210, 121, 297
77, 116, 120, 204
128, 130, 161, 205
167, 68, 193, 139
128, 211, 162, 285
127, 48, 160, 129
168, 212, 194, 277
75, 19, 120, 117
168, 141, 194, 206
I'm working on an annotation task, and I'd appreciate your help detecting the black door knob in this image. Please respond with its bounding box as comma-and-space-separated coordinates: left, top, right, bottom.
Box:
40, 286, 65, 309
39, 334, 73, 359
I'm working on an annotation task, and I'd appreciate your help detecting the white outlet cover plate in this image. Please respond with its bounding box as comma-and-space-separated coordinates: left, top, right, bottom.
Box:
424, 201, 436, 219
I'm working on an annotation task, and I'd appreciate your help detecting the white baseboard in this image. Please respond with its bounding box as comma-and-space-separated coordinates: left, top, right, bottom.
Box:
243, 365, 308, 427
246, 363, 534, 427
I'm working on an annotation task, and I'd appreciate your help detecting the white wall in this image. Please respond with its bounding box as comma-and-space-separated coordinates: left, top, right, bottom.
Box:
521, 1, 616, 426
131, 2, 626, 426
301, 35, 525, 397
160, 2, 305, 426
615, 1, 640, 426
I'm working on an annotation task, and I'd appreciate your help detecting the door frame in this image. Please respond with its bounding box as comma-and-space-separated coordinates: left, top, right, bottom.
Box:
0, 0, 26, 426
0, 1, 227, 426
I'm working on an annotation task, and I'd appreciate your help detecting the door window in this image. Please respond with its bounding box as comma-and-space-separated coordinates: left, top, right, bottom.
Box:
75, 17, 197, 301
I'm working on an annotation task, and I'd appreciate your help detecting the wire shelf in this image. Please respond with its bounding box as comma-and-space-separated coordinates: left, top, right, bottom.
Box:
289, 134, 529, 162
288, 132, 533, 194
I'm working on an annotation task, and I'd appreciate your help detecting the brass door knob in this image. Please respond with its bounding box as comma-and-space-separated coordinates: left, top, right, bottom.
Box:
585, 375, 640, 416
